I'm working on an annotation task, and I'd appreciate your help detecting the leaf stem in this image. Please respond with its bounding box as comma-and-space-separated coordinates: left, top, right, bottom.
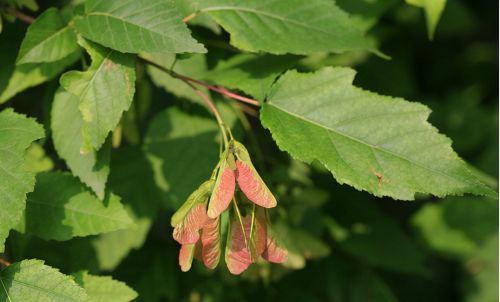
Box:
4, 7, 35, 24
182, 79, 229, 147
0, 258, 11, 267
138, 56, 261, 107
232, 197, 249, 248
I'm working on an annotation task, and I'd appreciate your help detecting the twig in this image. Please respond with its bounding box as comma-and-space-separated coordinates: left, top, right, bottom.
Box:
182, 12, 197, 23
0, 258, 11, 267
5, 7, 35, 24
138, 56, 261, 107
182, 80, 229, 147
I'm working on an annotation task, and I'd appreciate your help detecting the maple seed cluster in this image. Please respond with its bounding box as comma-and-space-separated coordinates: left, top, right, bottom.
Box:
171, 140, 287, 275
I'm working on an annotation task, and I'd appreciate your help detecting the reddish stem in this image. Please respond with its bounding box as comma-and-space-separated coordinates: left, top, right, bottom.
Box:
0, 258, 11, 267
139, 57, 261, 107
5, 7, 35, 24
181, 79, 230, 146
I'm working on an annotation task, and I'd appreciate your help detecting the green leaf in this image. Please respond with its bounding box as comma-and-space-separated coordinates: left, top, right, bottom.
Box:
73, 271, 137, 302
144, 107, 224, 208
51, 87, 110, 199
0, 51, 80, 104
412, 197, 498, 259
463, 234, 499, 302
93, 146, 163, 270
16, 7, 79, 64
0, 259, 89, 302
0, 109, 44, 252
60, 37, 136, 153
326, 195, 427, 275
173, 0, 221, 34
261, 67, 495, 200
12, 0, 39, 11
73, 0, 206, 54
25, 172, 133, 241
143, 52, 208, 103
406, 0, 447, 39
23, 142, 53, 173
336, 0, 399, 30
197, 0, 370, 54
204, 53, 298, 100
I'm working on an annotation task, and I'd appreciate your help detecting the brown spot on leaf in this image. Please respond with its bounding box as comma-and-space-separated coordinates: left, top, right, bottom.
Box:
104, 59, 114, 70
370, 167, 386, 188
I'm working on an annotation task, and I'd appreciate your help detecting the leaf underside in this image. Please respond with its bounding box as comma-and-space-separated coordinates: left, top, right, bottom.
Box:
74, 0, 206, 54
261, 67, 495, 200
199, 0, 370, 54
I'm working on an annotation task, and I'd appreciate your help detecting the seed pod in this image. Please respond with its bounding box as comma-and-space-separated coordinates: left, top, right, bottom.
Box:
171, 180, 213, 244
262, 234, 288, 263
207, 150, 236, 219
225, 206, 268, 275
233, 141, 277, 208
225, 213, 252, 275
201, 216, 221, 269
179, 243, 198, 272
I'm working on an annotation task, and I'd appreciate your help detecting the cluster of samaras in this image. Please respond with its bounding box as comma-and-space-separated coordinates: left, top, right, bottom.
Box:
171, 140, 287, 275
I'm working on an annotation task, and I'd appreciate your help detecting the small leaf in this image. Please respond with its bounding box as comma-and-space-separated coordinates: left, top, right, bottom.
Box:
16, 7, 79, 64
233, 141, 277, 208
73, 271, 138, 302
25, 171, 133, 241
0, 52, 79, 104
0, 259, 89, 302
23, 143, 54, 173
197, 0, 370, 55
207, 150, 236, 218
0, 109, 44, 252
60, 36, 135, 153
406, 0, 447, 39
261, 67, 496, 200
51, 88, 110, 199
201, 217, 221, 269
74, 0, 206, 54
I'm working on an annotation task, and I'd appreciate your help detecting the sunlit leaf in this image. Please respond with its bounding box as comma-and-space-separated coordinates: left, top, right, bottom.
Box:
60, 37, 135, 153
261, 67, 496, 200
0, 259, 89, 302
16, 8, 78, 64
197, 0, 370, 54
74, 0, 206, 54
0, 109, 44, 252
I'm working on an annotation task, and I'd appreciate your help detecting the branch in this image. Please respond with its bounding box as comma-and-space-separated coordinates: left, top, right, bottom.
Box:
182, 79, 230, 147
5, 7, 35, 24
0, 258, 11, 267
138, 56, 261, 107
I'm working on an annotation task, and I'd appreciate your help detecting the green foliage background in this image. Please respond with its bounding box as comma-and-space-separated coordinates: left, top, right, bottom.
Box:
0, 0, 498, 301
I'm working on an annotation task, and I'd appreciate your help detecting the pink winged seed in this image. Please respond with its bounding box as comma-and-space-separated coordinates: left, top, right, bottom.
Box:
179, 243, 196, 272
201, 217, 221, 269
262, 236, 288, 263
226, 216, 253, 275
253, 210, 268, 257
207, 167, 236, 218
173, 203, 208, 245
236, 160, 277, 208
